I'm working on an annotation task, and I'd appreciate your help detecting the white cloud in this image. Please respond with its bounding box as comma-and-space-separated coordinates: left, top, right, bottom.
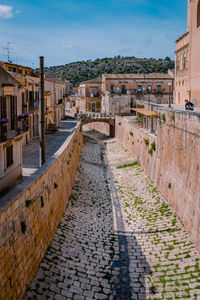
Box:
62, 44, 73, 49
0, 5, 13, 19
15, 10, 21, 14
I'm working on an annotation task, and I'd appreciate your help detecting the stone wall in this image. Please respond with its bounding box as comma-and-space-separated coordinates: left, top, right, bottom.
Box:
115, 114, 200, 251
0, 123, 83, 300
84, 122, 110, 136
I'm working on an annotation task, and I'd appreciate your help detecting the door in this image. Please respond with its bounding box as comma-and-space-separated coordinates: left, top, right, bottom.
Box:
91, 103, 96, 112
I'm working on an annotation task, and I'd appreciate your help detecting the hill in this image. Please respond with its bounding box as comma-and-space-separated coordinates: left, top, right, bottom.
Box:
45, 56, 174, 86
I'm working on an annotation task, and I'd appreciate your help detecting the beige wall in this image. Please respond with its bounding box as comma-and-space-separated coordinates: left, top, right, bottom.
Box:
175, 33, 189, 105
0, 124, 83, 300
175, 0, 200, 106
115, 114, 200, 251
0, 135, 24, 192
189, 0, 200, 106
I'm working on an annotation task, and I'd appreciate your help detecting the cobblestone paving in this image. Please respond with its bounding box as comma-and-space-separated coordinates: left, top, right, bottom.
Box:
24, 129, 200, 300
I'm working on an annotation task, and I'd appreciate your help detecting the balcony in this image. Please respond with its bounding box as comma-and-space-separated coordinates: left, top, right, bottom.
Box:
29, 101, 39, 112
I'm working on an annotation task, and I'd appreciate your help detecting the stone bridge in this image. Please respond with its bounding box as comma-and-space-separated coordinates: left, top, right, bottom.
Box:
81, 117, 115, 137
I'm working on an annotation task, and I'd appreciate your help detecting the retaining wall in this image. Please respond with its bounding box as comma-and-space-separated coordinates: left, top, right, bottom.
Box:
84, 122, 110, 136
0, 123, 83, 300
115, 114, 200, 251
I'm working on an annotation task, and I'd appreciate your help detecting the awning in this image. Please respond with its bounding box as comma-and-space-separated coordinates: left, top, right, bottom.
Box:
130, 108, 158, 117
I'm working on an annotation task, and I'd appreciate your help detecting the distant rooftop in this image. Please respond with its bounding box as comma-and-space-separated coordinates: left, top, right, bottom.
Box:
0, 60, 32, 70
102, 73, 173, 80
80, 77, 102, 84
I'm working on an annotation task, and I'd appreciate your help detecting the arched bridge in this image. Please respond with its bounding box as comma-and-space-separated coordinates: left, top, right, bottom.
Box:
81, 117, 115, 137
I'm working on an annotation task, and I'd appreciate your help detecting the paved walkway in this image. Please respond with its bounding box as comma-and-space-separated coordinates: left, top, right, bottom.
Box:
24, 129, 200, 300
22, 120, 77, 177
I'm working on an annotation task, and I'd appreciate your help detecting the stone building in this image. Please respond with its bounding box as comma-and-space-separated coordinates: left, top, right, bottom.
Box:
0, 61, 70, 138
101, 73, 174, 116
175, 0, 200, 106
0, 61, 40, 141
76, 78, 102, 113
0, 61, 70, 192
0, 66, 25, 192
44, 77, 69, 128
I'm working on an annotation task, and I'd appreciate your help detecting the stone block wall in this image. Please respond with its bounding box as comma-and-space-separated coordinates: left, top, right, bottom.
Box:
0, 124, 83, 300
84, 122, 110, 136
115, 114, 200, 251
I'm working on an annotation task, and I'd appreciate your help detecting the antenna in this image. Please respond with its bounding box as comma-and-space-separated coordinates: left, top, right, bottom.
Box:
4, 42, 13, 63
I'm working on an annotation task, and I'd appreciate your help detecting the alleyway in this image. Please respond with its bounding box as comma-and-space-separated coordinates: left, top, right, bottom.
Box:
22, 120, 77, 177
24, 129, 200, 300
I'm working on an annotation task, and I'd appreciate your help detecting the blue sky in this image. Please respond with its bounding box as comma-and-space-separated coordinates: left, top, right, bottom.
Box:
0, 0, 187, 68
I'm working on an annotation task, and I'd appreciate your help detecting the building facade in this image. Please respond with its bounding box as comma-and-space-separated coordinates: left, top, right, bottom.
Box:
175, 0, 200, 106
0, 66, 25, 192
76, 78, 102, 113
101, 73, 174, 116
0, 61, 70, 192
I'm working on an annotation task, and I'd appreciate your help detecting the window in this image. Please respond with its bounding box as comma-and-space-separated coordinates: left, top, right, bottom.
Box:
147, 85, 152, 93
121, 85, 127, 94
29, 91, 34, 109
198, 0, 200, 27
176, 57, 180, 71
91, 103, 96, 112
111, 85, 115, 94
137, 85, 142, 92
6, 145, 13, 167
178, 92, 180, 104
183, 55, 187, 69
157, 85, 162, 93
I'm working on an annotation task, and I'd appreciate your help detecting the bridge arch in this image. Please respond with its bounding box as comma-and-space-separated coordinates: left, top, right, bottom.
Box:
81, 118, 115, 137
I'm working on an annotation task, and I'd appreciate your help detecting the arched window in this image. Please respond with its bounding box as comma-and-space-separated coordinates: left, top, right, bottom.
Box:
176, 57, 180, 71
197, 0, 200, 27
183, 53, 187, 69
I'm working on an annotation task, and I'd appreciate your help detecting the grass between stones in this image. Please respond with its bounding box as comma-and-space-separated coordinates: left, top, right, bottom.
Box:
117, 160, 140, 169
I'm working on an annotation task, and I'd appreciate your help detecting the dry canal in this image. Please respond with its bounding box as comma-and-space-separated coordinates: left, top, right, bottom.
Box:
24, 129, 200, 300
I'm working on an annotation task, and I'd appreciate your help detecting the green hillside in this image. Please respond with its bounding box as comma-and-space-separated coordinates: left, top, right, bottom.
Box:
45, 56, 174, 86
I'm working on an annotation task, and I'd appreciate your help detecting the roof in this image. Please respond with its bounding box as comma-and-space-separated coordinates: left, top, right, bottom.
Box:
130, 108, 158, 117
80, 77, 102, 84
176, 32, 189, 43
0, 60, 32, 70
102, 73, 173, 80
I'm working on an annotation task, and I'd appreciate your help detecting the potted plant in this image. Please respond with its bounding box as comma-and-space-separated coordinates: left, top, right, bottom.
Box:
24, 113, 29, 119
0, 118, 9, 126
18, 114, 25, 120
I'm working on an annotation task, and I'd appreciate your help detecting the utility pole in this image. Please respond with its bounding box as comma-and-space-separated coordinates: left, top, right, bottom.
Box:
40, 56, 46, 165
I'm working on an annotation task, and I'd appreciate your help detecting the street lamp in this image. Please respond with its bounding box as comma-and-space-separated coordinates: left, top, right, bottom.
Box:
147, 86, 151, 108
168, 82, 172, 108
143, 87, 145, 102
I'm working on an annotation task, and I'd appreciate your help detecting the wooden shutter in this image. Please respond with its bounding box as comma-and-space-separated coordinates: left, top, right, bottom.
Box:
10, 96, 17, 130
1, 96, 7, 118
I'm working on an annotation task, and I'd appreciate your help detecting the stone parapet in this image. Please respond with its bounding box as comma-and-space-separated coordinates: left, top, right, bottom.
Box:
0, 123, 83, 300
